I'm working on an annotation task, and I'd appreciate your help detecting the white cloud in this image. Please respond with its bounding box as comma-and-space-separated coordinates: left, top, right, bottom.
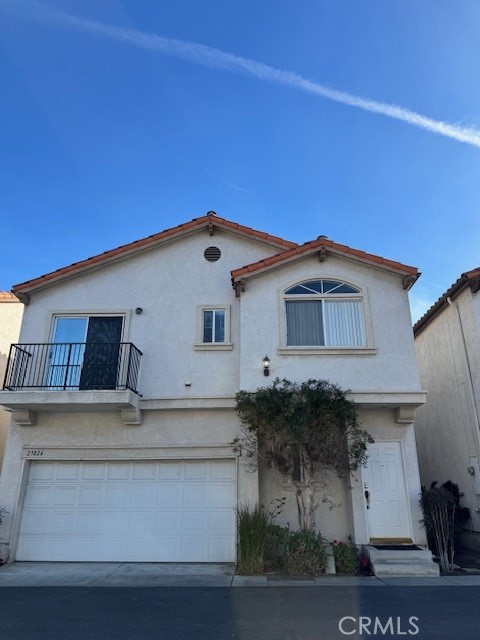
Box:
4, 0, 480, 149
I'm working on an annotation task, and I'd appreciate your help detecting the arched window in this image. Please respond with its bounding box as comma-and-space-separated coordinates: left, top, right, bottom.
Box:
284, 279, 366, 347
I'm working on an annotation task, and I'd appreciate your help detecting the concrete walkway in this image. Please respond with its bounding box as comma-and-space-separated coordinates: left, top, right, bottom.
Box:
2, 562, 480, 587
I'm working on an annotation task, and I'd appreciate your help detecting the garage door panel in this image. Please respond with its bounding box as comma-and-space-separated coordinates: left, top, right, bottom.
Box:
210, 460, 236, 480
154, 538, 177, 559
74, 537, 101, 559
81, 463, 106, 480
103, 510, 128, 532
45, 536, 73, 559
155, 511, 179, 531
209, 485, 235, 507
19, 511, 49, 533
133, 461, 158, 480
100, 537, 127, 560
158, 462, 183, 478
17, 459, 236, 562
29, 462, 56, 481
105, 485, 130, 505
157, 485, 180, 505
50, 511, 76, 533
129, 511, 155, 533
181, 538, 206, 559
57, 464, 80, 481
182, 511, 207, 532
78, 486, 104, 505
208, 538, 234, 560
53, 486, 77, 506
76, 511, 102, 532
209, 511, 235, 532
25, 485, 52, 506
106, 462, 131, 480
183, 485, 207, 506
127, 537, 156, 560
131, 484, 157, 506
185, 460, 209, 479
17, 536, 46, 560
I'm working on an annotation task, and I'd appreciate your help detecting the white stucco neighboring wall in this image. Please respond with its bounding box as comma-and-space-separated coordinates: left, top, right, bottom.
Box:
415, 287, 480, 532
0, 298, 23, 470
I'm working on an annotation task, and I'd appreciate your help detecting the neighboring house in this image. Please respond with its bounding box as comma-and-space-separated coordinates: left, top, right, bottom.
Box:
0, 212, 428, 564
0, 292, 23, 472
414, 268, 480, 551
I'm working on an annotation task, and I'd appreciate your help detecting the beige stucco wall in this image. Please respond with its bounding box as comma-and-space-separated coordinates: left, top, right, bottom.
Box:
16, 229, 281, 399
238, 254, 422, 392
414, 287, 480, 532
0, 407, 259, 562
0, 299, 23, 471
259, 408, 426, 545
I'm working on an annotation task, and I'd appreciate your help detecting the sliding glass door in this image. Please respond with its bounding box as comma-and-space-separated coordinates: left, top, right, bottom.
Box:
48, 316, 123, 390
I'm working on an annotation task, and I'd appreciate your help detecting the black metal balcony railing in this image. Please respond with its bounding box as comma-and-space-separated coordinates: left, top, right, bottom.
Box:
2, 343, 143, 393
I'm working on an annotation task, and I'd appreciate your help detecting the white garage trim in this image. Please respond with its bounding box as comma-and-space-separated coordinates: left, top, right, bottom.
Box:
16, 459, 237, 562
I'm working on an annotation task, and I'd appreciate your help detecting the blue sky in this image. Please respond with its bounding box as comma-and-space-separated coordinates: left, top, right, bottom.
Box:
1, 1, 480, 322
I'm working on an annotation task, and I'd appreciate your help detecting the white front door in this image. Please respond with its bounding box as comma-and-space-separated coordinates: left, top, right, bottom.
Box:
363, 441, 411, 540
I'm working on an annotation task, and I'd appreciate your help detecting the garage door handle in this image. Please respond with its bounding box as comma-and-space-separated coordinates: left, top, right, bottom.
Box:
364, 490, 370, 510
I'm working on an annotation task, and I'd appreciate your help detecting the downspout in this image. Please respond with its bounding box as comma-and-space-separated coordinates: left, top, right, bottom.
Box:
446, 296, 480, 531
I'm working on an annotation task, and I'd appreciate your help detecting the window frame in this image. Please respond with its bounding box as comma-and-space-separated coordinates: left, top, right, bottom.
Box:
194, 305, 232, 351
278, 277, 376, 355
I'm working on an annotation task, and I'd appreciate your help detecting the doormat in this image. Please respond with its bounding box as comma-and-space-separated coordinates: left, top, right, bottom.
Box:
373, 545, 422, 551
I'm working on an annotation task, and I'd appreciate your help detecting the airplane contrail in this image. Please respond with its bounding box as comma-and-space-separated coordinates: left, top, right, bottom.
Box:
3, 0, 480, 149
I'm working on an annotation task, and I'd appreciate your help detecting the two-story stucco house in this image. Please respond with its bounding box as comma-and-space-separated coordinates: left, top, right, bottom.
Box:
0, 212, 430, 567
414, 268, 480, 551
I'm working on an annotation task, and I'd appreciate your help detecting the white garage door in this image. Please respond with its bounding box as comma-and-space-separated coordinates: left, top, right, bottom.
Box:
16, 459, 236, 562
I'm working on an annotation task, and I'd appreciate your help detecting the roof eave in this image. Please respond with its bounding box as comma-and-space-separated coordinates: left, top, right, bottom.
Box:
232, 244, 419, 287
12, 215, 297, 295
413, 272, 480, 337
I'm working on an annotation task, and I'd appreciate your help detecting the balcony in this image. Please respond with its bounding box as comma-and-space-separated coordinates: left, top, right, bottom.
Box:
0, 343, 143, 425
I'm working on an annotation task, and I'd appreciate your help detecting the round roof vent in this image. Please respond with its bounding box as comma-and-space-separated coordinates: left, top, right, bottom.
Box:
204, 246, 221, 262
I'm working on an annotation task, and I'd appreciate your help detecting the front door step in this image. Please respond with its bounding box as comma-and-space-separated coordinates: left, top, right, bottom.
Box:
363, 545, 440, 577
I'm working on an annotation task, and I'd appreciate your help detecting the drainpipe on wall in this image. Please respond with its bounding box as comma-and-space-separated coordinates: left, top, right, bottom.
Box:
446, 296, 480, 531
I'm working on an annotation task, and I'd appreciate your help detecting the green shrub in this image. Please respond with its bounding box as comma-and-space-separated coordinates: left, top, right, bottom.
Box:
265, 524, 290, 570
332, 540, 360, 574
236, 504, 271, 575
265, 525, 327, 575
284, 529, 327, 575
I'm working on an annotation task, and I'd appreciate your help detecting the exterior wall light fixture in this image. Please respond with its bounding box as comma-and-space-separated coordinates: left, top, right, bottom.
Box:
135, 307, 143, 315
262, 355, 270, 376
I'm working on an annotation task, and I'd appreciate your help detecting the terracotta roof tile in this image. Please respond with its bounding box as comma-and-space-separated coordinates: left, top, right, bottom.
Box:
0, 291, 20, 302
413, 267, 480, 336
231, 237, 419, 281
13, 212, 298, 294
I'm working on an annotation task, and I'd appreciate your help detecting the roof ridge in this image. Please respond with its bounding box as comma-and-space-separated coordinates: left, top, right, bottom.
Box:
13, 212, 298, 293
231, 237, 418, 281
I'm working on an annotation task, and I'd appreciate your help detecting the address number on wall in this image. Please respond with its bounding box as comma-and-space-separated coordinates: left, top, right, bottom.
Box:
25, 450, 45, 457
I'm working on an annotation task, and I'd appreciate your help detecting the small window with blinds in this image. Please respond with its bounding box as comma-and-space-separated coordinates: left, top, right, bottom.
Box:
285, 280, 366, 347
